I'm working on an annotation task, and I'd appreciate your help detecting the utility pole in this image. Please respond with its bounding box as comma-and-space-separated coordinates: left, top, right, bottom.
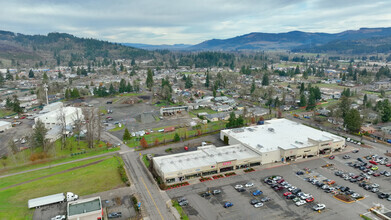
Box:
43, 83, 49, 105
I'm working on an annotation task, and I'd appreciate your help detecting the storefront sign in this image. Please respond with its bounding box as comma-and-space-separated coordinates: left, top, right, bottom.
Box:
222, 161, 232, 166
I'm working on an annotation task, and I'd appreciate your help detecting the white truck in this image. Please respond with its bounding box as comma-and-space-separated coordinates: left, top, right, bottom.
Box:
28, 192, 79, 209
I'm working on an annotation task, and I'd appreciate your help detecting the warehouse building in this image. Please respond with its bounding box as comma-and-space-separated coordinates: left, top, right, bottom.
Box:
0, 121, 11, 132
67, 197, 102, 220
220, 118, 345, 163
152, 119, 345, 184
152, 144, 261, 184
35, 106, 83, 129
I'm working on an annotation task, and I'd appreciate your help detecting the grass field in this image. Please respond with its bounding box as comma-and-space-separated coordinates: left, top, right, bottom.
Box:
118, 92, 145, 97
0, 109, 14, 118
0, 156, 125, 219
109, 124, 125, 132
0, 137, 120, 175
126, 121, 226, 148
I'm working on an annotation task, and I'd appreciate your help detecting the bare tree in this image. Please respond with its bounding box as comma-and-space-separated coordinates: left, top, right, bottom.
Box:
7, 140, 17, 165
72, 108, 84, 146
57, 107, 67, 150
83, 107, 95, 148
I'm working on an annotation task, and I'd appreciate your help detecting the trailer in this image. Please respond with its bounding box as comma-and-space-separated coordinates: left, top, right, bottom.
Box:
28, 192, 78, 209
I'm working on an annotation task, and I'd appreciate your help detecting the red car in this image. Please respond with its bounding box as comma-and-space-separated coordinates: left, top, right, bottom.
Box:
277, 179, 285, 184
366, 165, 373, 169
20, 116, 26, 119
283, 192, 292, 196
306, 197, 314, 202
385, 163, 391, 167
329, 155, 335, 160
369, 160, 378, 165
373, 173, 381, 177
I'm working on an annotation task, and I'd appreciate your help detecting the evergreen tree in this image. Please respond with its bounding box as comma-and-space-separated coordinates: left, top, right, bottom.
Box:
123, 128, 131, 140
300, 83, 305, 94
299, 94, 307, 107
126, 82, 133, 92
262, 73, 269, 86
0, 73, 4, 85
205, 72, 210, 88
306, 93, 316, 110
251, 80, 256, 94
119, 79, 126, 93
380, 99, 391, 122
294, 65, 300, 74
174, 133, 180, 142
12, 95, 22, 114
28, 69, 34, 78
71, 88, 80, 98
363, 94, 368, 107
185, 75, 193, 89
65, 88, 71, 99
344, 109, 361, 132
146, 69, 154, 90
109, 83, 116, 95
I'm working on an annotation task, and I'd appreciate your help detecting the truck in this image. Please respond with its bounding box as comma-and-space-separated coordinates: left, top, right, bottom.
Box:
28, 192, 79, 209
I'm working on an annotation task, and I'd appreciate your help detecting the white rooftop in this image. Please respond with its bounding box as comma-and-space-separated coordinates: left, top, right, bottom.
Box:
222, 118, 344, 153
153, 144, 260, 174
0, 121, 11, 126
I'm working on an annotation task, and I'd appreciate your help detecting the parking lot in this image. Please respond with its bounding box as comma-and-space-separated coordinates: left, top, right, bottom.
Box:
0, 117, 34, 157
166, 144, 391, 219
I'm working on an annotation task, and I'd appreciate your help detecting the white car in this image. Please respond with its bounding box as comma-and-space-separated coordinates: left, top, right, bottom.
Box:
234, 185, 243, 189
288, 186, 297, 191
254, 202, 264, 208
51, 215, 66, 220
371, 183, 379, 188
295, 200, 307, 206
351, 193, 360, 198
245, 182, 254, 187
312, 204, 326, 211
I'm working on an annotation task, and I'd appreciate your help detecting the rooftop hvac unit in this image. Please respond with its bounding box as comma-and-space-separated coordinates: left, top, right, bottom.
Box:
178, 160, 182, 162
257, 144, 264, 148
232, 151, 236, 153
218, 153, 222, 156
239, 149, 243, 152
170, 161, 174, 164
268, 128, 275, 132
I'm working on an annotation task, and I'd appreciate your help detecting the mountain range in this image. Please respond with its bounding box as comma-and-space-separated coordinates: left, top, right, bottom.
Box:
127, 27, 391, 54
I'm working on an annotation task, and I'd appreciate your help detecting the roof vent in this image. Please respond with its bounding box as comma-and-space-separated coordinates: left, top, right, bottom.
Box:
268, 128, 275, 132
257, 144, 264, 148
218, 153, 222, 156
225, 152, 229, 155
178, 160, 182, 162
239, 149, 243, 152
232, 151, 236, 153
170, 161, 174, 164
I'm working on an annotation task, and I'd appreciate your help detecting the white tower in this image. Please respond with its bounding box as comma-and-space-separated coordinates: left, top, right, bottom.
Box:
43, 83, 49, 105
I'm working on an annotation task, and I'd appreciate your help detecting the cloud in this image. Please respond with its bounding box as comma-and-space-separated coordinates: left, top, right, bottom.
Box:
0, 0, 390, 44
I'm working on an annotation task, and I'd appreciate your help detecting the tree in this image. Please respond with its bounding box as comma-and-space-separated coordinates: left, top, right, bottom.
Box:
30, 119, 48, 151
42, 72, 49, 83
119, 79, 126, 93
363, 94, 368, 108
140, 137, 148, 148
185, 75, 193, 89
380, 99, 391, 122
300, 83, 305, 94
306, 94, 316, 110
262, 73, 269, 86
65, 88, 71, 99
126, 82, 133, 92
28, 69, 34, 78
344, 109, 361, 132
205, 72, 210, 88
109, 83, 116, 95
0, 73, 4, 85
299, 94, 307, 107
339, 96, 351, 118
174, 133, 180, 142
12, 95, 22, 114
123, 128, 131, 140
294, 65, 300, 74
251, 80, 256, 94
213, 89, 216, 98
71, 88, 80, 99
146, 69, 154, 90
131, 58, 136, 66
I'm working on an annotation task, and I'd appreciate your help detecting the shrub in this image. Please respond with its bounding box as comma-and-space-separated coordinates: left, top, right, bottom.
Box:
174, 133, 180, 142
132, 196, 140, 212
118, 165, 130, 186
165, 148, 172, 153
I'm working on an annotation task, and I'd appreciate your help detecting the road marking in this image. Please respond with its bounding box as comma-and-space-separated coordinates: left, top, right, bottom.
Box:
140, 177, 164, 220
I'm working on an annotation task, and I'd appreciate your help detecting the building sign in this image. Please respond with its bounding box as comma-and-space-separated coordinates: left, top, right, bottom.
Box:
222, 161, 232, 166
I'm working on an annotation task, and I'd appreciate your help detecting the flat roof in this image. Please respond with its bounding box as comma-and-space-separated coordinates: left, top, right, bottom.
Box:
0, 121, 11, 126
153, 144, 260, 174
221, 118, 344, 153
68, 197, 101, 216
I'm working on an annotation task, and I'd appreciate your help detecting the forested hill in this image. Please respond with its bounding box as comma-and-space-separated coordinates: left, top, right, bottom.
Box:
0, 30, 152, 66
189, 27, 391, 53
292, 35, 391, 54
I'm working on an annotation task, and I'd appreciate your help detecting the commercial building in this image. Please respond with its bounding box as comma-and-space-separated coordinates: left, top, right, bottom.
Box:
152, 144, 261, 184
0, 121, 11, 132
220, 118, 345, 164
152, 119, 345, 184
160, 106, 189, 116
35, 106, 83, 130
67, 197, 102, 220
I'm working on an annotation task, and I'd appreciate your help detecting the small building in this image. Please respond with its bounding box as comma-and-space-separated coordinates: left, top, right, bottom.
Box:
160, 106, 189, 116
67, 197, 102, 220
0, 121, 11, 132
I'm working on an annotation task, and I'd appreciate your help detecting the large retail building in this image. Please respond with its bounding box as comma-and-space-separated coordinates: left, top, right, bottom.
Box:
152, 118, 345, 184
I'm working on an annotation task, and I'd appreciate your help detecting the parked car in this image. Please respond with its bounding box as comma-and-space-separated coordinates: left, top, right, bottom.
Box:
254, 202, 264, 208
250, 199, 260, 205
369, 160, 378, 165
312, 204, 326, 211
295, 200, 307, 206
352, 150, 359, 153
237, 188, 246, 192
51, 215, 66, 220
224, 202, 233, 208
261, 197, 271, 202
234, 185, 243, 189
296, 171, 305, 175
212, 189, 221, 195
245, 182, 254, 187
329, 155, 335, 160
108, 212, 122, 218
252, 190, 263, 196
283, 191, 292, 196
343, 155, 351, 159
201, 192, 211, 197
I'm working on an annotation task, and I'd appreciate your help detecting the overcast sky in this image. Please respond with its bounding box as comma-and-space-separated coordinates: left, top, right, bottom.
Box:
1, 0, 391, 45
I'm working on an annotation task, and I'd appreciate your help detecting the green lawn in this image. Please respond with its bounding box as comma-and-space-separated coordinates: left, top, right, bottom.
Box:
0, 109, 14, 118
126, 121, 226, 148
117, 92, 145, 97
0, 156, 125, 219
142, 154, 150, 168
172, 200, 189, 220
0, 137, 120, 176
109, 124, 125, 132
190, 108, 218, 115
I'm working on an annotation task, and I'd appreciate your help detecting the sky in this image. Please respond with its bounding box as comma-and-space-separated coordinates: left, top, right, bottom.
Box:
1, 0, 391, 45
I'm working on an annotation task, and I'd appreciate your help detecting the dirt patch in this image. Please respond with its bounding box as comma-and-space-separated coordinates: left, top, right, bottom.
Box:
0, 159, 104, 191
361, 144, 373, 148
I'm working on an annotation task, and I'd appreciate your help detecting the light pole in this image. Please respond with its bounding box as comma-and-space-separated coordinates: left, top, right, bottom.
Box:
43, 83, 49, 105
